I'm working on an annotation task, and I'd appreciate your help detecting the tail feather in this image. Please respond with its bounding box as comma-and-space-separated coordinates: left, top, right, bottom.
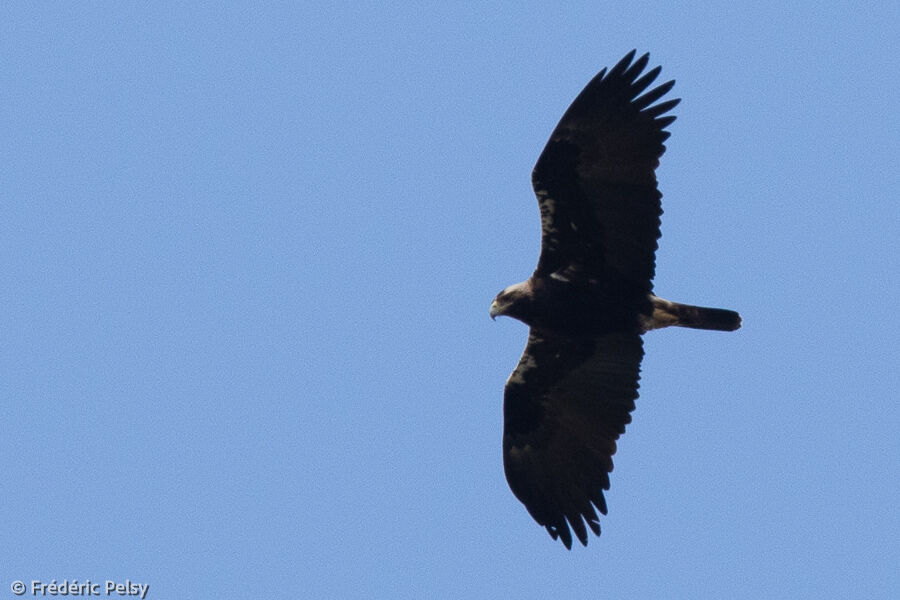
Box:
645, 295, 742, 332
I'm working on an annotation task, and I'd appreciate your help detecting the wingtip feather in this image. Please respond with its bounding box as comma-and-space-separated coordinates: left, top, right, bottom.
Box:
646, 97, 681, 119
631, 65, 662, 95
609, 49, 638, 78
634, 79, 676, 111
622, 52, 650, 82
569, 513, 588, 547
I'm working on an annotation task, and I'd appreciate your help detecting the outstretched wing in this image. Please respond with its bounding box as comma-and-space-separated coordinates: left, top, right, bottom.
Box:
503, 331, 644, 548
532, 50, 679, 287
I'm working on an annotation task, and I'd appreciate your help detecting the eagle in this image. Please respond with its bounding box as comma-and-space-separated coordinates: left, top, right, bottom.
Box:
490, 50, 741, 549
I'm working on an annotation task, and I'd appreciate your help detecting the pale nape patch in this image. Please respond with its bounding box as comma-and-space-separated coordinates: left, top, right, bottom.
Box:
535, 189, 558, 236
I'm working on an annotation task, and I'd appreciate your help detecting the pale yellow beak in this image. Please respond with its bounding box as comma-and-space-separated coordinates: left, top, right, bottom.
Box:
489, 300, 501, 320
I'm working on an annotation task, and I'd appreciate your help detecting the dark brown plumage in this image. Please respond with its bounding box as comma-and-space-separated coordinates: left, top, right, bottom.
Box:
490, 50, 741, 549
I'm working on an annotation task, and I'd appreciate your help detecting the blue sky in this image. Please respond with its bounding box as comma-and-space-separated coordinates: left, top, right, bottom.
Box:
2, 2, 898, 598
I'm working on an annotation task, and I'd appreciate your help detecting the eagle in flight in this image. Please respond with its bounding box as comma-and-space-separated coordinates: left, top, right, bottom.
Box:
490, 50, 741, 549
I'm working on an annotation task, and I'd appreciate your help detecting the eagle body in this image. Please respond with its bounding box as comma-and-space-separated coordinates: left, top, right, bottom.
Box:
490, 50, 741, 549
490, 271, 650, 337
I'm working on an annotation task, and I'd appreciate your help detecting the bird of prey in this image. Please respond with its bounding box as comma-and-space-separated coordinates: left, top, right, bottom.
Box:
490, 50, 741, 549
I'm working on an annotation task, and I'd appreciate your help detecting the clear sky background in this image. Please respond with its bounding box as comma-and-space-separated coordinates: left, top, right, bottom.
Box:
2, 2, 898, 599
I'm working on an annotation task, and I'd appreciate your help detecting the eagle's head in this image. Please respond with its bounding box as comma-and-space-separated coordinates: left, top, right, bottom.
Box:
490, 280, 533, 322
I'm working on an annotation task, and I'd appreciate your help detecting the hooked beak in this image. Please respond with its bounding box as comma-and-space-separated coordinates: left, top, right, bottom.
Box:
489, 300, 501, 320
